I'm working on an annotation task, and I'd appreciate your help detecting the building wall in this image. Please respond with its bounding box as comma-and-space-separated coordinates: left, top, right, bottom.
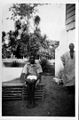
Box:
55, 4, 75, 76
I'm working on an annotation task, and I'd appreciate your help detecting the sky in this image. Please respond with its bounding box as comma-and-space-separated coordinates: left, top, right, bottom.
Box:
2, 3, 66, 41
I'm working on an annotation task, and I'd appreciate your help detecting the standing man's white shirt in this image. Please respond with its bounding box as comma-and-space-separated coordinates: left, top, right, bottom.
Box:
61, 51, 75, 86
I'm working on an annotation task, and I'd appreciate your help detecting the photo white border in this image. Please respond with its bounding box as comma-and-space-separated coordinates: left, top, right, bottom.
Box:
0, 0, 78, 120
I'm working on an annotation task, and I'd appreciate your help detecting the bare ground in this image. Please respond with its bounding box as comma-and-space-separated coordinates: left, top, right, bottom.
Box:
2, 75, 75, 116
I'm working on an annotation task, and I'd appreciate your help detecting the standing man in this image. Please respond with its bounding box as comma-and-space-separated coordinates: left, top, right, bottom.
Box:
61, 43, 75, 93
21, 55, 42, 107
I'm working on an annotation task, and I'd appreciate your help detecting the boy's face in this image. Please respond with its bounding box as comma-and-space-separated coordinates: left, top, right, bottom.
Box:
30, 56, 35, 64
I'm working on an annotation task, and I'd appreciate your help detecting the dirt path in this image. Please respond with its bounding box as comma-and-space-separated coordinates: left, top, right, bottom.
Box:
2, 75, 75, 116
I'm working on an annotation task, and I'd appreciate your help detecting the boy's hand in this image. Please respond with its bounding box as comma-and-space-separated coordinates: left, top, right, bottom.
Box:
20, 73, 26, 81
36, 79, 40, 86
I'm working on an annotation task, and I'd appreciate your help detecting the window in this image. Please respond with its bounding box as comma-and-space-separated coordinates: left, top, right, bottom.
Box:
66, 4, 75, 31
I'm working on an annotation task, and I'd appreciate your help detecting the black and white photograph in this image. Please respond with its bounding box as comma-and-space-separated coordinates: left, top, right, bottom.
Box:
1, 0, 78, 119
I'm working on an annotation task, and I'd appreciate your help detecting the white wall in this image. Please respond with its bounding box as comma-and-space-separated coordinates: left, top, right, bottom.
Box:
55, 3, 75, 76
2, 67, 22, 82
66, 30, 75, 45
